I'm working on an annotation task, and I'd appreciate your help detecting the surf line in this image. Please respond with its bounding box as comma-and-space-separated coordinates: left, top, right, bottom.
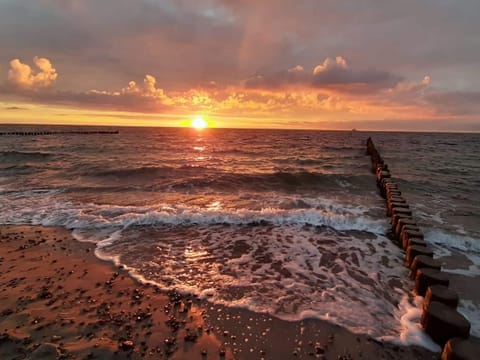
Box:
366, 137, 478, 358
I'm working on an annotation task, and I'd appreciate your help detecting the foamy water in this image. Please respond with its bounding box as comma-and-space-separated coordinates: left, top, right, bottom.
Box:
1, 125, 479, 347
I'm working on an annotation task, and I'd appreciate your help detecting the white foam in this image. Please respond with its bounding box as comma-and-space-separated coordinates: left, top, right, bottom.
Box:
94, 225, 417, 340
424, 227, 480, 276
383, 294, 441, 352
4, 191, 476, 348
424, 228, 480, 253
442, 266, 480, 277
0, 195, 387, 235
458, 299, 480, 337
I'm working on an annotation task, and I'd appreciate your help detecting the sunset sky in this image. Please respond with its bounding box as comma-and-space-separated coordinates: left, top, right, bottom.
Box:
1, 0, 480, 131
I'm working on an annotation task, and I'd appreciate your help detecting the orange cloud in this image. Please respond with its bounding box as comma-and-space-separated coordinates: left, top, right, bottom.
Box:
120, 75, 169, 100
7, 57, 58, 90
1, 56, 478, 128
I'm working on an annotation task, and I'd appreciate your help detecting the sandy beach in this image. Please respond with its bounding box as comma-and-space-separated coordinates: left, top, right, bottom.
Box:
0, 225, 437, 359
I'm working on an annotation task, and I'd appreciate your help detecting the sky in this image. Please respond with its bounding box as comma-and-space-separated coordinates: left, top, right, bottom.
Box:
0, 0, 480, 131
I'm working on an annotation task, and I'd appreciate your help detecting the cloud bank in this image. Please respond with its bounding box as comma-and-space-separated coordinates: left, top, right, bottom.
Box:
4, 54, 472, 124
245, 57, 402, 93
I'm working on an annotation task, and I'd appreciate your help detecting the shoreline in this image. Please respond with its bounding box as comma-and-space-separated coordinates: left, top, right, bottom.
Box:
0, 225, 437, 359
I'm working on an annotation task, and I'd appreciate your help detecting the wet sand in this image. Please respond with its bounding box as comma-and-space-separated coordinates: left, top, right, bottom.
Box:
0, 225, 437, 359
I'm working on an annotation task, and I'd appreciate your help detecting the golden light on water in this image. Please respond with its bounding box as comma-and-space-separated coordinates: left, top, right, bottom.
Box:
191, 116, 208, 129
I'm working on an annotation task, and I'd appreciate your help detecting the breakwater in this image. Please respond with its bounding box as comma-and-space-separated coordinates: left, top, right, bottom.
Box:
0, 130, 119, 136
366, 137, 479, 359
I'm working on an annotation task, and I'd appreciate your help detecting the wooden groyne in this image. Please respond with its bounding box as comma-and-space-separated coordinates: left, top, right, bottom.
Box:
0, 130, 119, 136
366, 137, 479, 359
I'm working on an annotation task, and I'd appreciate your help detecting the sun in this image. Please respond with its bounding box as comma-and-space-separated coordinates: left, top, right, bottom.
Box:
191, 116, 208, 129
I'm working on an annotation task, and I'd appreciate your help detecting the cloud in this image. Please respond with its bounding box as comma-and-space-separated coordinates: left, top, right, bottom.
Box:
313, 56, 347, 75
119, 75, 170, 101
1, 0, 480, 95
311, 56, 402, 91
44, 75, 175, 112
244, 65, 309, 89
7, 57, 58, 90
245, 56, 402, 93
1, 56, 478, 124
425, 90, 480, 116
4, 106, 26, 110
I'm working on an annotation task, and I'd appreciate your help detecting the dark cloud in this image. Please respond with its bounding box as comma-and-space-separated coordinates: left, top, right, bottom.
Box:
1, 0, 479, 91
5, 106, 26, 110
34, 90, 170, 113
425, 91, 480, 116
28, 74, 174, 113
245, 57, 402, 93
244, 65, 308, 89
0, 1, 94, 53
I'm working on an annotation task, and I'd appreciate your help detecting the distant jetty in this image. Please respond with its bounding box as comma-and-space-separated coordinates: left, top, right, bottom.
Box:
0, 130, 119, 136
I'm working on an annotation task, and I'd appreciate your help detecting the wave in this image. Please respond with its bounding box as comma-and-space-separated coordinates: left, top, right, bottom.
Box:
211, 148, 260, 156
0, 188, 63, 196
424, 228, 480, 253
72, 221, 415, 341
84, 166, 176, 178
169, 171, 373, 192
0, 150, 52, 163
78, 166, 372, 193
0, 198, 387, 234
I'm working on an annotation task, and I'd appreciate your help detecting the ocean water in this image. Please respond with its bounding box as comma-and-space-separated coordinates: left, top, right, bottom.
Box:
1, 125, 479, 348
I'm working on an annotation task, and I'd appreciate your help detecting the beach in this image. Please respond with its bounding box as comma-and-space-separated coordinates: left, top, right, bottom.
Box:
0, 225, 437, 359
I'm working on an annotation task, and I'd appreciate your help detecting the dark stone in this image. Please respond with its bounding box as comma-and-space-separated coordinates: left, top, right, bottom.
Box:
406, 246, 433, 268
184, 332, 198, 342
402, 229, 424, 249
421, 301, 470, 346
1, 309, 13, 316
442, 337, 480, 360
406, 238, 427, 249
391, 213, 413, 229
415, 268, 449, 296
409, 255, 441, 279
387, 190, 402, 197
377, 171, 391, 185
401, 225, 421, 237
390, 206, 412, 221
425, 285, 459, 309
391, 207, 412, 218
395, 218, 417, 238
29, 343, 59, 359
388, 195, 406, 203
385, 182, 399, 190
386, 201, 409, 216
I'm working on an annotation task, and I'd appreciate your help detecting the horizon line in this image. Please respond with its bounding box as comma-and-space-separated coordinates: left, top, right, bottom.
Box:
1, 122, 480, 134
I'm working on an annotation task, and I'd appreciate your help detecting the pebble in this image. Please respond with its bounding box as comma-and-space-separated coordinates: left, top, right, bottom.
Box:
121, 340, 134, 350
315, 344, 325, 354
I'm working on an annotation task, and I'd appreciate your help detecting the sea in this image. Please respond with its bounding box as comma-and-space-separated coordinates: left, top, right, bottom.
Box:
1, 125, 479, 350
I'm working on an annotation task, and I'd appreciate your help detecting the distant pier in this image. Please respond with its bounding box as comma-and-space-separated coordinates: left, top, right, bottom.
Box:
366, 137, 479, 359
0, 130, 119, 136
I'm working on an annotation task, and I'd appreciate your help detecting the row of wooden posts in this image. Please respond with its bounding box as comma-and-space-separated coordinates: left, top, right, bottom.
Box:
0, 130, 119, 136
366, 137, 478, 359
